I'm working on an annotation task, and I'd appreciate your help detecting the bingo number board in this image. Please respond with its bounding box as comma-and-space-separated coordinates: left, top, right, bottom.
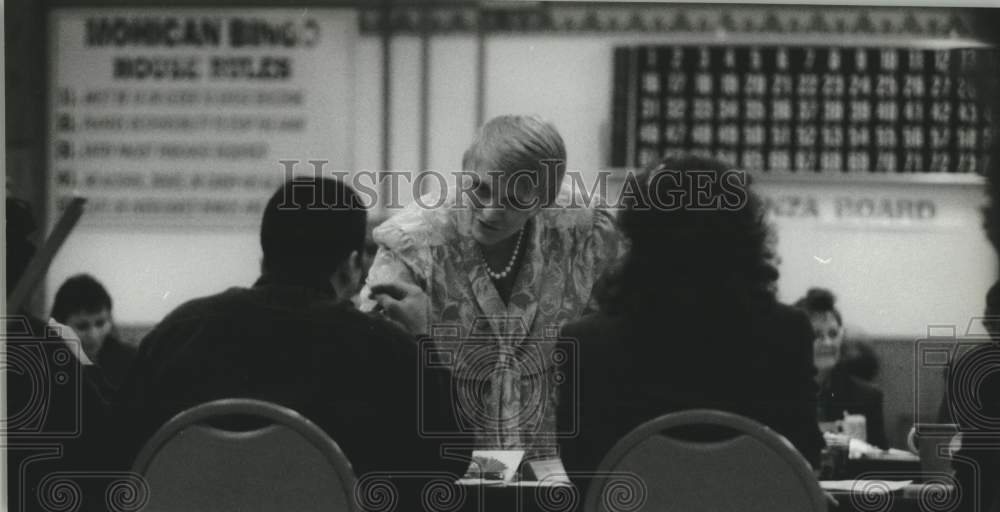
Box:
610, 45, 997, 174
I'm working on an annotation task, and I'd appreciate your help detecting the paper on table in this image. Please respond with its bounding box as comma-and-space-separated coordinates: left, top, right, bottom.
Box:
820, 480, 913, 492
454, 478, 508, 487
528, 459, 571, 483
459, 450, 525, 484
858, 448, 920, 461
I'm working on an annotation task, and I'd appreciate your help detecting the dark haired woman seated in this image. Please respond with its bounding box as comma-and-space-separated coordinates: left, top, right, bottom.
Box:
795, 287, 888, 449
557, 155, 824, 480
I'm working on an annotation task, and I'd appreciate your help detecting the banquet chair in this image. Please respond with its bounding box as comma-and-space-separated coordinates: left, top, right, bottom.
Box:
132, 398, 358, 512
583, 409, 826, 512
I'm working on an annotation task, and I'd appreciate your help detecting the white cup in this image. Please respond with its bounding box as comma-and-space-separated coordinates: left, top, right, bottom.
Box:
842, 414, 867, 442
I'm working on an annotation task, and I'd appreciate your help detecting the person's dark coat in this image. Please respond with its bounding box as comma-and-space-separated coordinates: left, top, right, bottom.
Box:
557, 302, 824, 487
114, 280, 464, 483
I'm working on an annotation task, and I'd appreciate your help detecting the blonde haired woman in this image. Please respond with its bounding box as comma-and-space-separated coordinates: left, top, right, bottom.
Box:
367, 115, 624, 463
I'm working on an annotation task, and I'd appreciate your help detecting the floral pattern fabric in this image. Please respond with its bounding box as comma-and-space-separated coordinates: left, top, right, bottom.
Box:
365, 183, 626, 460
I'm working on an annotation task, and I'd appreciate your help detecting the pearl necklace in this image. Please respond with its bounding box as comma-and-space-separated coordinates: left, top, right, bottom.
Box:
481, 226, 525, 280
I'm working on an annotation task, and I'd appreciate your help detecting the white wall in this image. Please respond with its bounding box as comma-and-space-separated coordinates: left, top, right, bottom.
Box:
485, 36, 616, 174
353, 36, 385, 190
428, 36, 478, 184
388, 36, 422, 208
760, 177, 994, 338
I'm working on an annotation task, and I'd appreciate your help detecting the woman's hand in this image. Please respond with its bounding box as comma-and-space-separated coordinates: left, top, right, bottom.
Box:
369, 282, 429, 336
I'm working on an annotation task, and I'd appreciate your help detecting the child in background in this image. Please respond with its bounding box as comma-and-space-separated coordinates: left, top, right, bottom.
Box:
51, 274, 136, 392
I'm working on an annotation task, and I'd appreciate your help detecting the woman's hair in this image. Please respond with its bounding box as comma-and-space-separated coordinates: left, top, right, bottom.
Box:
598, 153, 779, 319
793, 287, 843, 326
462, 115, 567, 205
51, 274, 113, 323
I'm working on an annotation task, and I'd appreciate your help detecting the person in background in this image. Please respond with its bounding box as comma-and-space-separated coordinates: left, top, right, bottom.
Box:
114, 177, 464, 488
6, 196, 111, 511
795, 287, 888, 449
558, 155, 824, 489
51, 274, 136, 393
365, 115, 625, 464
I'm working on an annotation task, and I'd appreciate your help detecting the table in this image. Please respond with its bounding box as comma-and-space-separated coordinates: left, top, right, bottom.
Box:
827, 482, 958, 512
449, 452, 946, 512
456, 480, 578, 512
450, 480, 955, 512
844, 454, 922, 480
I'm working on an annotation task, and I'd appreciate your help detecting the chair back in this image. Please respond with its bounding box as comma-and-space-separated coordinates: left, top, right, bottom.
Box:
583, 409, 826, 512
133, 399, 358, 512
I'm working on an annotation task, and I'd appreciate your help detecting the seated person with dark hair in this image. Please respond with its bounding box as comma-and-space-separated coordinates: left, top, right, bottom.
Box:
794, 288, 888, 449
558, 155, 824, 489
51, 273, 136, 393
115, 177, 464, 485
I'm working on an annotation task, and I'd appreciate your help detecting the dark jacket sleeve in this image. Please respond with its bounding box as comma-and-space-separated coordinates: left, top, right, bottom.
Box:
556, 317, 611, 477
110, 309, 201, 469
109, 324, 158, 469
381, 328, 468, 478
556, 323, 581, 471
96, 334, 138, 392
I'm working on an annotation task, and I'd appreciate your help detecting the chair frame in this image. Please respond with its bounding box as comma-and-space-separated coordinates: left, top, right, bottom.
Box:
132, 398, 359, 512
582, 408, 826, 512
